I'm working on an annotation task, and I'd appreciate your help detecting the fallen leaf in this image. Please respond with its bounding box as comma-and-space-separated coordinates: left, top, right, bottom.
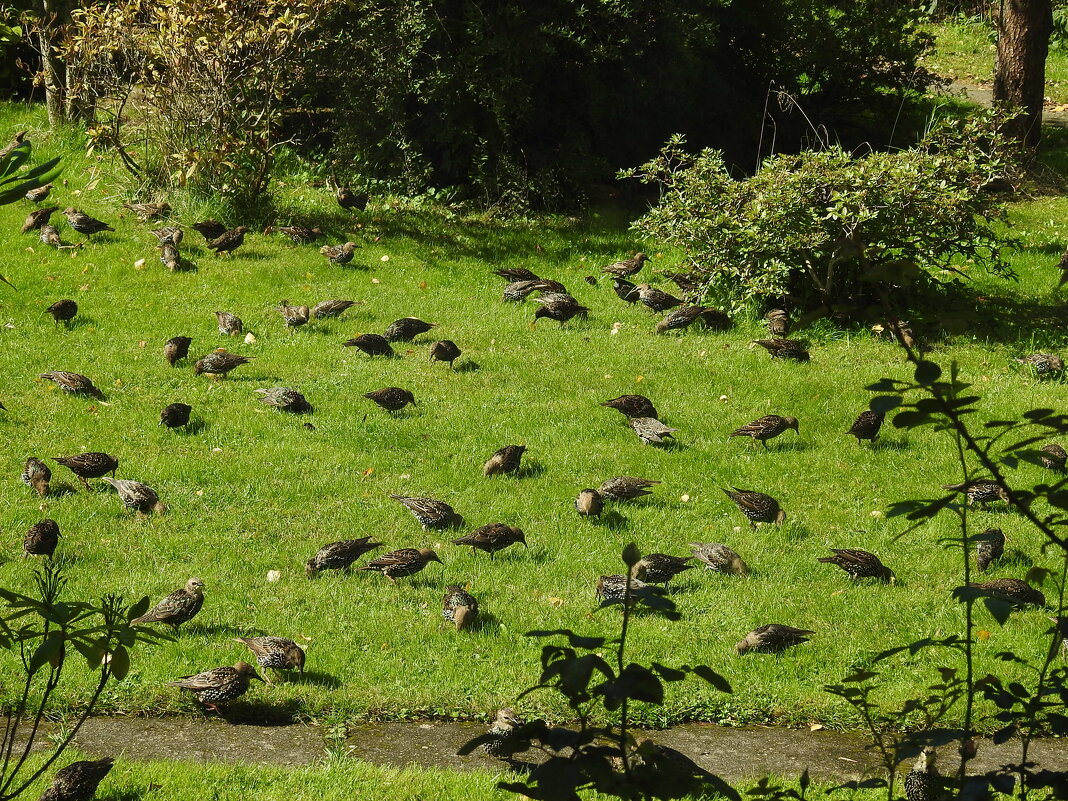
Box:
809, 724, 825, 732
138, 340, 146, 348
547, 597, 564, 608
134, 258, 146, 269
380, 255, 389, 262
266, 570, 281, 582
371, 277, 380, 284
418, 280, 427, 289
362, 467, 374, 477
244, 333, 257, 344
635, 375, 644, 382
680, 494, 691, 503
830, 589, 845, 597
977, 629, 991, 641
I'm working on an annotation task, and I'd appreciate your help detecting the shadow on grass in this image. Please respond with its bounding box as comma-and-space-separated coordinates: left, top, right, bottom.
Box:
454, 359, 480, 373
869, 438, 911, 453
292, 670, 342, 689
187, 622, 251, 637
585, 510, 629, 530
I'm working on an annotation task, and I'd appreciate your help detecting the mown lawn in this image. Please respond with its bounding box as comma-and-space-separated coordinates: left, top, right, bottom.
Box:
0, 100, 1066, 736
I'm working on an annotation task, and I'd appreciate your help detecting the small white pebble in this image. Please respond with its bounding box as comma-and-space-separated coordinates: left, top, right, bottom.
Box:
266, 570, 281, 582
371, 277, 381, 284
610, 322, 622, 335
719, 395, 728, 402
134, 258, 145, 269
399, 473, 411, 479
212, 447, 222, 453
380, 254, 389, 262
244, 333, 257, 344
680, 494, 691, 503
733, 526, 742, 533
870, 510, 883, 518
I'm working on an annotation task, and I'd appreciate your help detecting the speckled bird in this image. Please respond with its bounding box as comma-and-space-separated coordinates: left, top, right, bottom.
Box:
53, 452, 118, 489
102, 477, 165, 515
24, 183, 52, 204
730, 414, 798, 447
0, 129, 24, 160
601, 395, 657, 420
612, 277, 640, 303
207, 225, 249, 254
191, 220, 226, 241
655, 305, 709, 333
24, 519, 60, 558
483, 445, 525, 476
818, 549, 895, 582
21, 205, 57, 233
311, 299, 357, 319
159, 402, 192, 428
38, 371, 104, 399
168, 661, 260, 712
63, 208, 114, 239
575, 488, 603, 517
38, 757, 114, 801
133, 578, 204, 628
151, 225, 183, 246
278, 301, 311, 328
194, 351, 253, 378
494, 267, 540, 282
598, 476, 660, 501
336, 186, 368, 211
123, 201, 170, 221
941, 479, 1010, 506
164, 336, 192, 367
969, 578, 1046, 608
390, 494, 463, 529
502, 279, 544, 302
383, 317, 437, 342
265, 225, 323, 244
1040, 443, 1067, 471
452, 523, 527, 557
305, 537, 385, 578
631, 553, 694, 585
39, 224, 63, 248
358, 547, 442, 583
234, 637, 305, 682
319, 241, 359, 265
214, 311, 243, 336
698, 307, 733, 331
256, 387, 312, 414
688, 543, 749, 576
1015, 352, 1064, 376
848, 410, 885, 443
724, 488, 785, 526
159, 240, 181, 271
596, 574, 649, 604
533, 293, 589, 325
343, 333, 394, 358
364, 386, 415, 412
442, 585, 479, 630
735, 624, 814, 654
629, 416, 677, 445
481, 708, 531, 760
21, 457, 51, 497
45, 299, 77, 325
429, 339, 461, 368
636, 284, 683, 312
764, 308, 790, 336
753, 338, 810, 361
602, 253, 649, 278
904, 747, 937, 801
975, 528, 1005, 572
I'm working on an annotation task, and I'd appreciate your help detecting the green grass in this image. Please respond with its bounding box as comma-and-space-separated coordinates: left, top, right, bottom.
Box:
0, 100, 1066, 736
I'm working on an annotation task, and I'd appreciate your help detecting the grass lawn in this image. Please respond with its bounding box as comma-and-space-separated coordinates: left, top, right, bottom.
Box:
0, 100, 1066, 738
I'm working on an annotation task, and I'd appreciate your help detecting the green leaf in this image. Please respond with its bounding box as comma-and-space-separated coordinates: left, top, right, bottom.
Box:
110, 645, 130, 679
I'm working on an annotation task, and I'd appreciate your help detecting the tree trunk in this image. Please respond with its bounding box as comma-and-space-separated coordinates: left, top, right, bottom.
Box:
993, 0, 1053, 148
37, 21, 66, 127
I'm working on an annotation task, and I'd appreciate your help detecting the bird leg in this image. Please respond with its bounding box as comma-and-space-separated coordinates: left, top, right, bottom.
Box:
78, 476, 91, 491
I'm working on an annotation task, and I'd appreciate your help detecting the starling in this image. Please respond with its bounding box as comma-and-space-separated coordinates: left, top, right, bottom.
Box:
665, 272, 702, 293
311, 299, 357, 319
1015, 353, 1064, 377
159, 402, 192, 428
168, 661, 261, 712
532, 293, 589, 325
598, 476, 660, 501
256, 386, 312, 413
0, 129, 25, 160
133, 578, 205, 628
234, 637, 305, 682
724, 487, 786, 526
164, 336, 192, 366
941, 479, 1010, 506
1039, 443, 1067, 471
698, 307, 733, 331
278, 301, 311, 328
601, 395, 657, 420
688, 543, 749, 576
319, 241, 359, 265
575, 488, 603, 517
765, 308, 791, 336
364, 386, 415, 412
336, 186, 368, 211
21, 205, 58, 233
730, 414, 799, 447
45, 299, 78, 326
305, 537, 385, 578
631, 553, 695, 584
494, 267, 540, 282
38, 371, 104, 399
24, 183, 52, 203
150, 225, 183, 246
343, 333, 395, 358
442, 585, 479, 630
357, 547, 443, 583
975, 528, 1005, 572
122, 201, 170, 221
612, 277, 640, 303
655, 305, 709, 333
21, 457, 51, 497
38, 757, 114, 801
596, 574, 649, 604
383, 317, 437, 342
159, 240, 181, 271
39, 224, 63, 248
503, 279, 545, 302
636, 284, 683, 312
102, 477, 165, 515
53, 452, 119, 489
24, 519, 60, 558
628, 416, 677, 445
429, 339, 461, 368
848, 410, 885, 443
735, 624, 814, 654
904, 746, 937, 801
390, 494, 464, 529
602, 253, 649, 278
207, 226, 249, 254
887, 318, 923, 351
194, 351, 253, 377
968, 578, 1046, 608
818, 549, 895, 582
215, 311, 243, 336
191, 220, 226, 241
63, 207, 114, 239
753, 338, 810, 361
265, 225, 323, 244
452, 523, 527, 557
481, 708, 531, 760
483, 445, 525, 476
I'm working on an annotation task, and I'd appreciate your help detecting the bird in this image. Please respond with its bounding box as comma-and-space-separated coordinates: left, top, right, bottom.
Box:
602, 253, 649, 278
191, 220, 227, 241
697, 307, 733, 331
256, 387, 312, 413
21, 205, 58, 233
24, 183, 52, 203
311, 299, 357, 319
655, 305, 710, 333
941, 479, 1010, 506
765, 308, 791, 336
753, 338, 810, 361
598, 476, 660, 501
265, 225, 323, 244
343, 333, 395, 358
848, 410, 885, 443
452, 523, 527, 557
968, 578, 1046, 608
1039, 443, 1067, 471
481, 708, 532, 760
38, 371, 104, 399
0, 129, 25, 160
601, 395, 657, 420
886, 318, 924, 351
278, 301, 311, 328
818, 549, 895, 582
24, 519, 60, 558
63, 207, 114, 239
1015, 353, 1064, 377
442, 585, 479, 630
52, 452, 118, 489
429, 339, 461, 368
532, 293, 589, 325
206, 225, 249, 254
904, 746, 937, 801
493, 267, 540, 282
631, 553, 695, 584
502, 279, 546, 302
364, 387, 415, 412
233, 637, 305, 682
629, 416, 677, 445
483, 445, 525, 476
735, 624, 814, 654
975, 528, 1005, 572
159, 402, 192, 428
390, 494, 464, 529
194, 351, 253, 378
159, 240, 181, 271
383, 317, 437, 342
102, 477, 165, 515
122, 200, 170, 221
575, 488, 603, 517
319, 241, 359, 265
336, 186, 368, 211
214, 311, 243, 336
730, 414, 798, 447
38, 757, 114, 801
636, 284, 683, 312
357, 548, 443, 583
45, 299, 78, 326
164, 336, 192, 366
305, 537, 385, 578
133, 578, 205, 628
596, 574, 650, 604
612, 277, 640, 303
688, 543, 749, 576
21, 457, 51, 497
168, 661, 260, 713
150, 225, 183, 246
724, 488, 785, 526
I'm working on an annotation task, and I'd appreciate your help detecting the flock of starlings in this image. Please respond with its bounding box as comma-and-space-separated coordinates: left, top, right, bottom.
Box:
5, 127, 1066, 799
